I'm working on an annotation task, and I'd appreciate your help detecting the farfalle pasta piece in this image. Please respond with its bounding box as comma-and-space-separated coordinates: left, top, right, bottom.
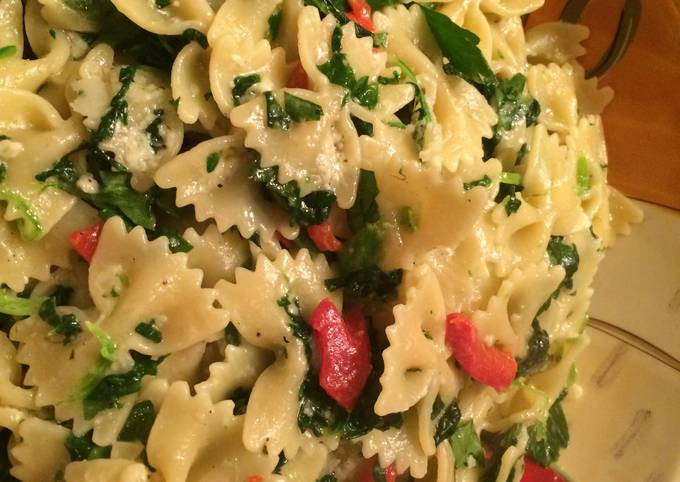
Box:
374, 160, 487, 271
9, 416, 71, 482
147, 381, 278, 482
90, 217, 230, 356
526, 21, 589, 65
182, 224, 249, 287
67, 45, 184, 191
64, 459, 151, 482
154, 135, 297, 255
376, 265, 458, 416
110, 0, 213, 35
526, 63, 579, 136
0, 332, 34, 409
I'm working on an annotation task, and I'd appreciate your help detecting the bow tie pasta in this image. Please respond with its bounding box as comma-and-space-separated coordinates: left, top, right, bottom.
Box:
0, 0, 643, 481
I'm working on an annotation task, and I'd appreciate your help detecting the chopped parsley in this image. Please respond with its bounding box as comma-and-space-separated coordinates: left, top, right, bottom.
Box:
249, 158, 336, 226
65, 430, 111, 461
118, 400, 156, 443
206, 151, 221, 173
232, 73, 261, 106
135, 320, 163, 343
38, 291, 82, 344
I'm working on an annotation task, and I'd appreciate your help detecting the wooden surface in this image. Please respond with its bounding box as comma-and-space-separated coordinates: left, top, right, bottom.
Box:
529, 0, 680, 210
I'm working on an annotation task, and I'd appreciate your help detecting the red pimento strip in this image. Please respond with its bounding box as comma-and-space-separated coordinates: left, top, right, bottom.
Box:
287, 61, 309, 89
310, 299, 372, 411
346, 0, 375, 33
306, 221, 343, 252
357, 460, 397, 482
246, 476, 263, 482
444, 312, 517, 391
520, 458, 567, 482
276, 231, 296, 250
68, 221, 104, 263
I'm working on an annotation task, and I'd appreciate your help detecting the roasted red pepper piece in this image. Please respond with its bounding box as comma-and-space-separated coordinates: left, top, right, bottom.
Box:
287, 61, 309, 89
310, 299, 372, 411
357, 460, 397, 482
68, 221, 104, 263
307, 221, 343, 252
276, 231, 296, 250
246, 476, 263, 482
346, 0, 375, 33
445, 312, 517, 391
521, 457, 567, 482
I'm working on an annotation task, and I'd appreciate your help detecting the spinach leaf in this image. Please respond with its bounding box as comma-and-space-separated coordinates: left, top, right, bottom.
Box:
264, 91, 292, 130
249, 159, 336, 226
155, 0, 170, 8
38, 294, 82, 344
232, 74, 261, 107
433, 400, 461, 445
450, 421, 485, 468
347, 169, 379, 233
83, 352, 160, 419
325, 266, 402, 300
526, 398, 569, 467
144, 108, 165, 153
278, 295, 312, 354
206, 152, 221, 173
480, 425, 522, 482
268, 5, 283, 42
338, 224, 383, 274
35, 157, 78, 185
182, 28, 208, 49
420, 5, 495, 88
394, 60, 431, 149
65, 430, 111, 461
494, 181, 523, 216
547, 235, 579, 291
134, 320, 163, 343
118, 400, 156, 443
516, 319, 549, 377
284, 92, 324, 122
92, 171, 156, 230
463, 175, 492, 190
152, 226, 193, 254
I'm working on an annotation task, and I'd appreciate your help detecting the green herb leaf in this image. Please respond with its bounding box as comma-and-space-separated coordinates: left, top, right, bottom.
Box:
135, 320, 163, 343
516, 319, 550, 377
206, 152, 221, 173
394, 60, 431, 149
268, 5, 283, 42
118, 400, 156, 443
264, 91, 292, 130
145, 108, 165, 153
480, 424, 522, 482
35, 157, 78, 185
182, 28, 208, 49
0, 186, 43, 240
278, 295, 312, 354
0, 290, 46, 316
576, 155, 591, 196
463, 175, 492, 190
232, 73, 261, 107
495, 181, 523, 216
450, 421, 484, 468
65, 431, 111, 461
500, 171, 522, 185
547, 235, 579, 291
155, 0, 170, 8
433, 400, 461, 445
347, 169, 380, 233
378, 69, 401, 85
38, 293, 82, 344
284, 92, 324, 122
92, 171, 156, 230
325, 266, 402, 300
83, 352, 160, 419
0, 45, 17, 59
527, 399, 569, 467
351, 76, 379, 109
86, 322, 117, 361
420, 5, 495, 87
338, 224, 382, 274
152, 226, 193, 254
249, 159, 335, 226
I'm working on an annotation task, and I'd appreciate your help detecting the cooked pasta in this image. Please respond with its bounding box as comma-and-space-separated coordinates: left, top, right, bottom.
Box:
0, 0, 642, 481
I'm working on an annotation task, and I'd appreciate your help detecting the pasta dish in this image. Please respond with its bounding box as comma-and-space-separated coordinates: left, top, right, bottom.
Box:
0, 0, 643, 481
